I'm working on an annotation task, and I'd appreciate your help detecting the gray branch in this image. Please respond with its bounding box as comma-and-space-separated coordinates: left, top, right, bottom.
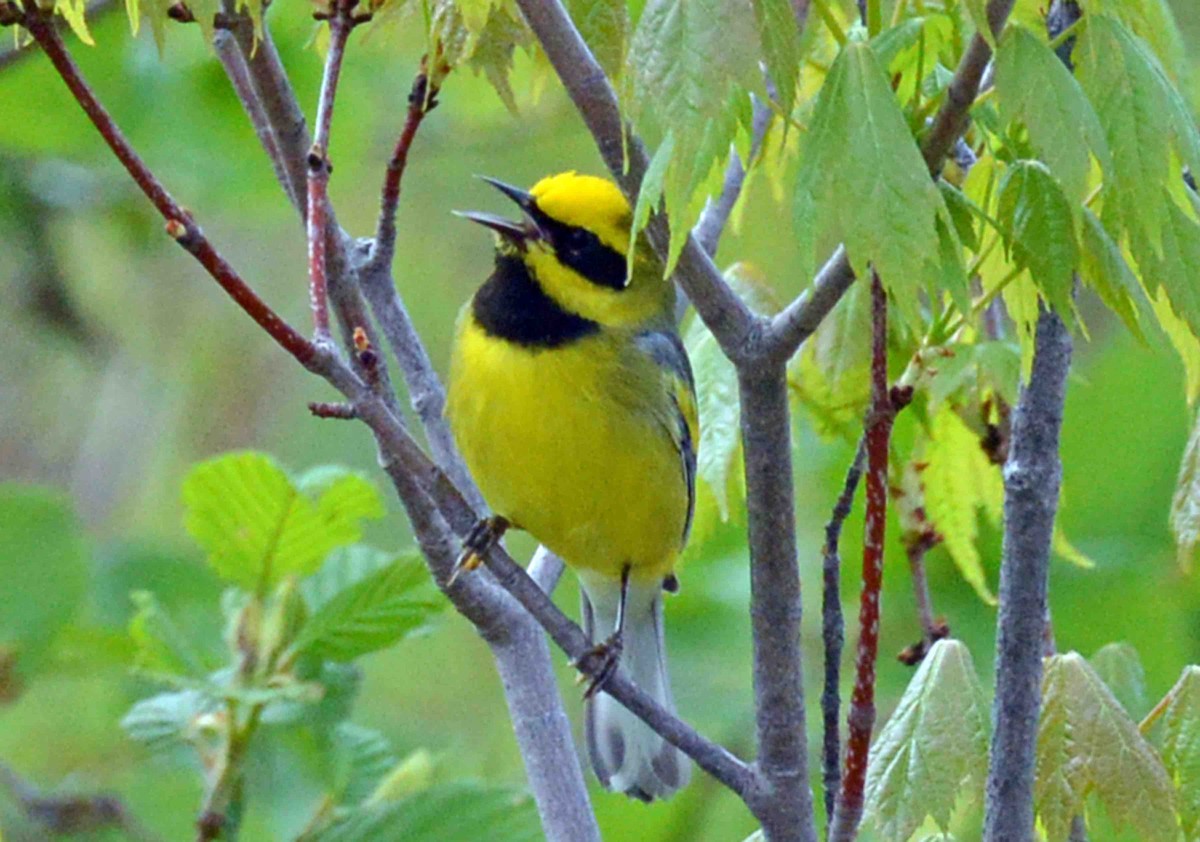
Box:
982, 308, 1072, 842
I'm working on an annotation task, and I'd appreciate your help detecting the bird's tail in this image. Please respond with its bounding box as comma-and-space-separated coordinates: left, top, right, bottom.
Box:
581, 573, 690, 801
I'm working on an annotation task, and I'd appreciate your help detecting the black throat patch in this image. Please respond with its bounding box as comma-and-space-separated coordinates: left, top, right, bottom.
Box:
472, 253, 601, 348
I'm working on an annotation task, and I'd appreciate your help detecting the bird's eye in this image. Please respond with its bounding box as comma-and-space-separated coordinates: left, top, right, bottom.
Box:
563, 228, 590, 252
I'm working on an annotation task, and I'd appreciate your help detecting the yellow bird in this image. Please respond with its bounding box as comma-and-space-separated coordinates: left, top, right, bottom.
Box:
446, 172, 697, 801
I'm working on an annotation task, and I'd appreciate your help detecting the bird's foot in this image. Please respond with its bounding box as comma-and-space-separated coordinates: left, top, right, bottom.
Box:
574, 632, 623, 700
448, 516, 509, 586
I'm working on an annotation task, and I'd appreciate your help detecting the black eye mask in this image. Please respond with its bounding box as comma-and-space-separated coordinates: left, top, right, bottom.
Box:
530, 208, 629, 291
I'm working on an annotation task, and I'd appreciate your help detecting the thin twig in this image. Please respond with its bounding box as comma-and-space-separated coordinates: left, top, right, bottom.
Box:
22, 9, 316, 367
820, 437, 865, 831
307, 0, 359, 341
0, 761, 162, 842
829, 273, 902, 842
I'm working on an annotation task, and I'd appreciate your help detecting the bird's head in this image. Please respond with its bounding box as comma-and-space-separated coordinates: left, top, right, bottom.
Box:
456, 172, 672, 328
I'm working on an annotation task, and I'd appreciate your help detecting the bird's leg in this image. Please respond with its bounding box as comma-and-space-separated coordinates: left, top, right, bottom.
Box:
448, 515, 510, 585
576, 565, 630, 699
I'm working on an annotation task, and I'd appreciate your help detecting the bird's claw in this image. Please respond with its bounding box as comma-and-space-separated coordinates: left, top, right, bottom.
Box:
574, 633, 623, 700
448, 516, 509, 586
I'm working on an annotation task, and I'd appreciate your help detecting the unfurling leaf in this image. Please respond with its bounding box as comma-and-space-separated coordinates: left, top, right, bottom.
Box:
1158, 666, 1200, 841
1090, 642, 1148, 719
1035, 653, 1177, 842
922, 407, 999, 603
793, 40, 964, 330
121, 689, 217, 752
182, 453, 384, 593
863, 640, 989, 841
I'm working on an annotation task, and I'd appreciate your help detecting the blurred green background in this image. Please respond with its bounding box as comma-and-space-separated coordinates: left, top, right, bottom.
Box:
1, 2, 1199, 839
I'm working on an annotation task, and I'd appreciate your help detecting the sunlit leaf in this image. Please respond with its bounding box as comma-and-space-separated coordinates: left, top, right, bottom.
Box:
128, 591, 210, 680
1090, 642, 1148, 719
793, 40, 963, 330
333, 723, 399, 806
366, 749, 436, 806
290, 556, 441, 662
1159, 666, 1200, 841
922, 407, 999, 603
565, 0, 628, 79
1035, 652, 1177, 842
1171, 408, 1200, 568
863, 640, 989, 840
994, 26, 1110, 201
962, 0, 997, 49
182, 452, 384, 593
1077, 0, 1187, 80
1078, 208, 1146, 341
752, 0, 800, 117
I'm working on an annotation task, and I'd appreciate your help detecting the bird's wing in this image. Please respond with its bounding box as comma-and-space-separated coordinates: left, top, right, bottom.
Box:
634, 330, 698, 548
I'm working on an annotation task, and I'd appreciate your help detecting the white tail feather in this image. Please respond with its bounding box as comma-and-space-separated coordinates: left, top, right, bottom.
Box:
580, 574, 690, 801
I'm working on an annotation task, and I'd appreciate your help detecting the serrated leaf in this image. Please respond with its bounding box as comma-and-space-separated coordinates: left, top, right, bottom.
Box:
565, 0, 628, 78
683, 264, 778, 533
627, 0, 760, 270
1151, 286, 1200, 405
182, 452, 384, 592
938, 181, 981, 252
290, 557, 441, 662
1159, 666, 1200, 841
302, 545, 398, 610
1077, 0, 1187, 81
752, 0, 800, 116
996, 160, 1078, 316
1035, 652, 1177, 842
429, 0, 532, 111
793, 40, 963, 330
922, 407, 999, 603
863, 640, 989, 841
128, 591, 209, 680
1172, 408, 1200, 568
54, 0, 95, 45
121, 689, 216, 752
1131, 198, 1200, 342
333, 723, 398, 806
869, 18, 925, 70
1090, 643, 1147, 719
317, 783, 541, 842
0, 486, 87, 678
1078, 208, 1146, 340
994, 26, 1111, 202
1076, 15, 1199, 255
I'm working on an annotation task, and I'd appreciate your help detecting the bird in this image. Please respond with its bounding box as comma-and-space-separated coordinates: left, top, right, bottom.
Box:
445, 171, 697, 801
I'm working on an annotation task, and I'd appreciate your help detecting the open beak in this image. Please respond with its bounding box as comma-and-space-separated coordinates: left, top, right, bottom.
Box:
453, 176, 542, 244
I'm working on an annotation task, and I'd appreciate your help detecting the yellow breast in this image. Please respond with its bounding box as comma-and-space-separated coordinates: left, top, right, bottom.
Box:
446, 311, 688, 582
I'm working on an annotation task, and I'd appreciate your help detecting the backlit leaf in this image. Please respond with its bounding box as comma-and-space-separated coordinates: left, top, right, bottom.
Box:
863, 640, 989, 840
995, 160, 1078, 316
752, 0, 800, 117
1035, 652, 1176, 842
1172, 408, 1200, 568
1159, 666, 1200, 841
1090, 642, 1148, 719
1078, 208, 1146, 340
565, 0, 628, 79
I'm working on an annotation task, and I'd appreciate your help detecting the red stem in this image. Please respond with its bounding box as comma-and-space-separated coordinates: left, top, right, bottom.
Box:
306, 0, 357, 340
22, 10, 314, 366
371, 64, 440, 270
831, 272, 895, 838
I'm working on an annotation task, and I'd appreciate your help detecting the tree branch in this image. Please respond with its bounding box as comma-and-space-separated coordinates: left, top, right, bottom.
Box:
829, 273, 901, 842
764, 0, 1018, 360
820, 437, 865, 830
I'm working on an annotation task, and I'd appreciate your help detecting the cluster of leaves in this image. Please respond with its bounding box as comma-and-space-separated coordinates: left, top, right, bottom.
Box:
117, 451, 539, 840
857, 639, 1200, 842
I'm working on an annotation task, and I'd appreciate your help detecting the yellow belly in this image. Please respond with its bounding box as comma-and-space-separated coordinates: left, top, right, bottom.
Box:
446, 316, 686, 582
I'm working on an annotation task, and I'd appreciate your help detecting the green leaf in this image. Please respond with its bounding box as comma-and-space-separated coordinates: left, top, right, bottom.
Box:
994, 26, 1110, 202
963, 0, 996, 49
1171, 408, 1200, 568
317, 783, 541, 842
1130, 199, 1200, 342
0, 485, 88, 678
752, 0, 800, 116
291, 556, 442, 662
627, 0, 761, 269
1035, 652, 1177, 842
121, 689, 216, 752
1159, 666, 1200, 841
793, 40, 963, 330
863, 640, 989, 841
1151, 286, 1200, 404
1077, 0, 1187, 80
995, 160, 1078, 316
922, 407, 1000, 603
630, 130, 674, 271
1078, 208, 1146, 340
565, 0, 628, 79
302, 545, 399, 610
366, 749, 436, 806
429, 0, 533, 110
333, 723, 399, 806
54, 0, 95, 45
128, 591, 210, 680
938, 181, 981, 252
1090, 642, 1148, 719
1076, 15, 1199, 255
182, 452, 384, 593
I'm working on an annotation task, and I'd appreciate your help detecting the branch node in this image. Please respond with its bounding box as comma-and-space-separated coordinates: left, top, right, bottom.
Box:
308, 401, 357, 420
165, 218, 189, 240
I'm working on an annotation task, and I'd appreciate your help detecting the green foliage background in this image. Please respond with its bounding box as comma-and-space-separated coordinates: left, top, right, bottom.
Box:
1, 1, 1199, 839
